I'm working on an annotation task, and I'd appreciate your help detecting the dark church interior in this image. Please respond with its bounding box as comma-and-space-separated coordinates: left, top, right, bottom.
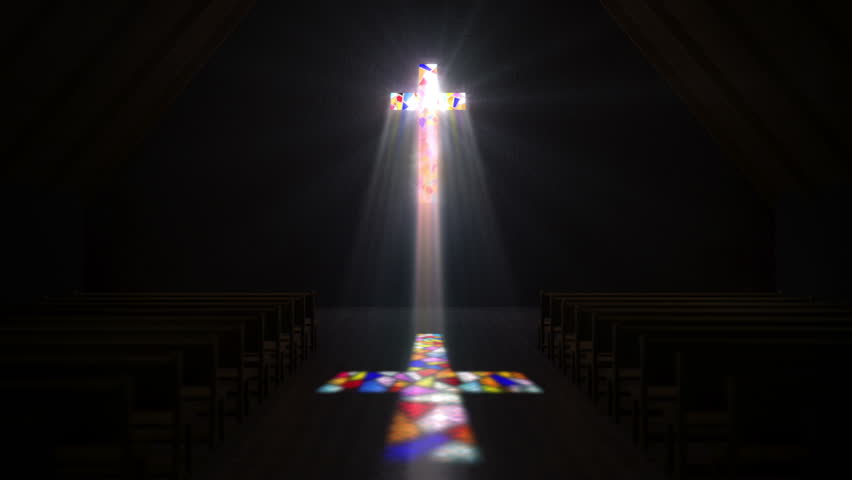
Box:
3, 1, 851, 478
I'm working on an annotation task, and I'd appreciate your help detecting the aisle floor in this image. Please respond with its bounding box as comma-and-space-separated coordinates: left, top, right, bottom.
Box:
197, 307, 665, 480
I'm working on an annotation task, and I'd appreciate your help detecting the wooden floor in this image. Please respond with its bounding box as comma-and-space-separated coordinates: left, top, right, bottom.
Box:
197, 308, 666, 480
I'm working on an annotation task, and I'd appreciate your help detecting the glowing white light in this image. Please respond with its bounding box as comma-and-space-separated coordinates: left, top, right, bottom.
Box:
388, 64, 467, 203
431, 441, 480, 462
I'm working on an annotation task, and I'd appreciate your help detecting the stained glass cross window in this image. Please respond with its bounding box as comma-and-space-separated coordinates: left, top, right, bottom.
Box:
389, 64, 466, 203
317, 333, 542, 463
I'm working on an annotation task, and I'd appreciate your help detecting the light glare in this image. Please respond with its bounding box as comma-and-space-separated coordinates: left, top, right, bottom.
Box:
388, 64, 467, 203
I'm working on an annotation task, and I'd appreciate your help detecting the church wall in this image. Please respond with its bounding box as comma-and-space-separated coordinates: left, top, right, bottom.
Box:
775, 184, 852, 304
8, 2, 839, 306
75, 0, 778, 306
0, 184, 86, 304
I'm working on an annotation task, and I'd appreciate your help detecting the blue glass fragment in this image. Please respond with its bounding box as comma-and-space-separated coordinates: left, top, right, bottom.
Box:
491, 374, 515, 387
359, 381, 388, 393
385, 433, 449, 461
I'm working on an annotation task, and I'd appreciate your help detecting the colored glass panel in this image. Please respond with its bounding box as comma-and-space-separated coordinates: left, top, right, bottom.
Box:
315, 333, 543, 463
387, 65, 467, 203
376, 376, 395, 387
361, 381, 388, 393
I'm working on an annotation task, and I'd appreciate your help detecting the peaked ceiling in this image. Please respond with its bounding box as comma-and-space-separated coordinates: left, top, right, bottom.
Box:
3, 1, 255, 189
601, 0, 851, 202
6, 0, 849, 205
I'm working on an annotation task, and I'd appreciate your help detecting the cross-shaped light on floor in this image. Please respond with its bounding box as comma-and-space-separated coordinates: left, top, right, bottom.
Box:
317, 333, 543, 462
390, 64, 466, 203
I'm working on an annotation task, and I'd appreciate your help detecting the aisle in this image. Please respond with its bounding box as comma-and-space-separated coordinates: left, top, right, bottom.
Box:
197, 308, 664, 480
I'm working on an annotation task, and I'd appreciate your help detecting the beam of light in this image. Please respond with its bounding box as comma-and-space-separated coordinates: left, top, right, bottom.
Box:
440, 92, 519, 306
339, 111, 414, 305
413, 203, 444, 326
321, 63, 538, 471
401, 64, 466, 338
316, 333, 543, 464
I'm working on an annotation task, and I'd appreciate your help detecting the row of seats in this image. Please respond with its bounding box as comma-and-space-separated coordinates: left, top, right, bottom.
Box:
0, 291, 317, 479
538, 291, 852, 479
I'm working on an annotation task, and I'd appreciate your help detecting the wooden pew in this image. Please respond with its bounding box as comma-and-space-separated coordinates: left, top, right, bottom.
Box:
551, 296, 815, 363
636, 325, 852, 448
578, 305, 852, 404
562, 301, 826, 379
40, 293, 315, 384
0, 375, 138, 479
31, 302, 280, 393
0, 331, 229, 452
539, 292, 852, 478
551, 299, 817, 381
541, 294, 809, 363
639, 332, 852, 479
1, 313, 255, 418
0, 291, 315, 477
607, 315, 852, 427
0, 351, 187, 479
538, 291, 789, 352
72, 291, 318, 353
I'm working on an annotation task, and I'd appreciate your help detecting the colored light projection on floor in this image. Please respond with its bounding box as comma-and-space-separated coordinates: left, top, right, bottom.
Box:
317, 334, 543, 463
389, 64, 466, 203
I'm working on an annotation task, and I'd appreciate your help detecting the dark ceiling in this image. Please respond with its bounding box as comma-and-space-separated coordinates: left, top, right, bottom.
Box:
4, 1, 848, 304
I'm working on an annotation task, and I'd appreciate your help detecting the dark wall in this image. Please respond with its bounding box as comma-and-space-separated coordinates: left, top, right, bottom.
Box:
79, 0, 774, 305
775, 184, 852, 304
2, 0, 252, 305
1, 184, 86, 304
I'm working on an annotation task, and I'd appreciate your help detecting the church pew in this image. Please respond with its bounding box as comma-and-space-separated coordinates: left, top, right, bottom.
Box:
561, 301, 834, 384
538, 291, 789, 352
76, 292, 318, 361
549, 311, 852, 477
547, 295, 802, 382
638, 333, 852, 479
0, 351, 188, 479
540, 291, 785, 327
593, 320, 852, 435
32, 302, 282, 391
44, 293, 307, 378
73, 296, 302, 376
540, 291, 786, 328
0, 331, 229, 452
72, 291, 318, 353
0, 375, 138, 479
577, 304, 852, 402
541, 295, 809, 363
607, 315, 852, 427
32, 307, 270, 399
550, 296, 815, 364
0, 314, 256, 419
635, 325, 852, 453
73, 295, 307, 370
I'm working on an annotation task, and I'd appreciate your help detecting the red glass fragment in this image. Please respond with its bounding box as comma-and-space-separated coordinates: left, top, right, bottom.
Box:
343, 380, 363, 389
399, 401, 433, 419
